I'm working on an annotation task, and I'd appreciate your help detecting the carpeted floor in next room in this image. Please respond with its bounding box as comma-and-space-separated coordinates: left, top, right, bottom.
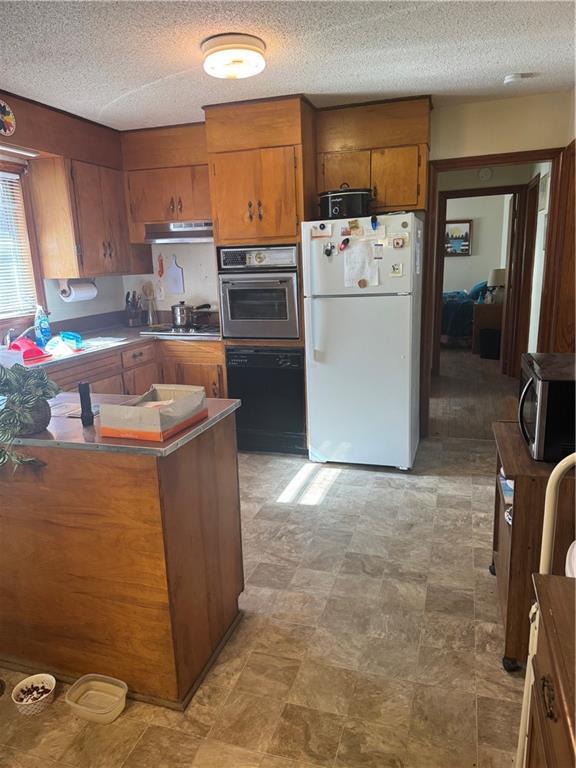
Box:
0, 438, 523, 768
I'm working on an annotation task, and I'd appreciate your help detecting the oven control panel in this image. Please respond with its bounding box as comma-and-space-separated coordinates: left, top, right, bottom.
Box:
219, 245, 298, 270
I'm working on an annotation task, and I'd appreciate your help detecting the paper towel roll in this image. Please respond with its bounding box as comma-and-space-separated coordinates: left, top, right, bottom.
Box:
59, 281, 98, 303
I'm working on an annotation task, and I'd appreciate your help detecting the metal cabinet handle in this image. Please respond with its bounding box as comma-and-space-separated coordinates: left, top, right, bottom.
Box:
102, 240, 107, 258
257, 200, 263, 221
169, 197, 175, 214
132, 351, 144, 359
541, 676, 557, 721
212, 381, 218, 397
108, 241, 112, 259
247, 201, 254, 221
177, 197, 183, 214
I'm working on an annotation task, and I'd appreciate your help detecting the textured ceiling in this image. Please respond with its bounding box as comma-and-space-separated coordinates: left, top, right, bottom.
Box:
0, 1, 574, 130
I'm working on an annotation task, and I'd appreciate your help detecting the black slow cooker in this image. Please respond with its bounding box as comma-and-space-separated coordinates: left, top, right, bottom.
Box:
319, 184, 372, 219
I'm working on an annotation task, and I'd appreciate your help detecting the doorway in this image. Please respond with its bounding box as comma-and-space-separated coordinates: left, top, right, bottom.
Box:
422, 155, 556, 439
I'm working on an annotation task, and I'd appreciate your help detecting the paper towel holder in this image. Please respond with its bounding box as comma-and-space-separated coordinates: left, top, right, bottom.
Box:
58, 279, 97, 302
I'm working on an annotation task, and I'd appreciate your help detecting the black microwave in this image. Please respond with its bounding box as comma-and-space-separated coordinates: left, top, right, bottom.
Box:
518, 353, 575, 462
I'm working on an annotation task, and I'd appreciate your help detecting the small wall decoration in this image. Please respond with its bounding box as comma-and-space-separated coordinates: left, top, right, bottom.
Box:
445, 220, 473, 256
0, 100, 16, 137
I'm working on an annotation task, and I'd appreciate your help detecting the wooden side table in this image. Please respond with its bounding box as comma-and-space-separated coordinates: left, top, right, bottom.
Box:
473, 302, 503, 353
491, 421, 575, 670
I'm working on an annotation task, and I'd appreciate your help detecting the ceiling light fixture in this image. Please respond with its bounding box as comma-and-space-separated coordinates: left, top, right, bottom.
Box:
201, 33, 266, 80
503, 73, 534, 85
0, 144, 38, 158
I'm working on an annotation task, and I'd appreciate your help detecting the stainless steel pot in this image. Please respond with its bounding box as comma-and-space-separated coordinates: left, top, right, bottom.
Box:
171, 302, 212, 328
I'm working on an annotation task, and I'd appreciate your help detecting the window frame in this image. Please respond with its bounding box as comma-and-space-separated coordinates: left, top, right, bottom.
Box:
0, 160, 46, 338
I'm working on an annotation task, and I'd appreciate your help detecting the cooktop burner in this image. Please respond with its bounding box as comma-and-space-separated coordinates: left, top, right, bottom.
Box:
140, 324, 221, 338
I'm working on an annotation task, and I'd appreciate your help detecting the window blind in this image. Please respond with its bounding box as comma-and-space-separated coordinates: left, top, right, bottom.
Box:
0, 171, 37, 320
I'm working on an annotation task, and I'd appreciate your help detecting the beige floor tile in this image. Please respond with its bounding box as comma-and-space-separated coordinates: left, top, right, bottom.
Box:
335, 717, 408, 767
59, 717, 147, 768
359, 639, 419, 678
348, 674, 415, 729
235, 652, 300, 700
290, 568, 336, 595
248, 563, 298, 589
191, 739, 262, 768
406, 684, 476, 767
267, 703, 344, 766
368, 607, 424, 645
146, 681, 229, 738
477, 696, 522, 752
210, 691, 284, 752
0, 748, 62, 768
408, 646, 476, 693
477, 746, 516, 768
425, 584, 475, 618
331, 573, 383, 600
305, 627, 368, 671
379, 577, 427, 611
288, 660, 358, 716
270, 590, 328, 625
122, 725, 200, 767
319, 595, 375, 635
419, 611, 476, 651
339, 552, 389, 579
252, 619, 316, 660
475, 652, 524, 702
475, 621, 506, 654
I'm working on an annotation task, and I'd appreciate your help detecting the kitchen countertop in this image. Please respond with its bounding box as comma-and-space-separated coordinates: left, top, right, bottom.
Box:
13, 392, 240, 457
17, 325, 223, 372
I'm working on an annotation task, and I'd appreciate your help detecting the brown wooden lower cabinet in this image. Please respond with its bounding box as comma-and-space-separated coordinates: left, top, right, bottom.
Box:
525, 576, 575, 768
89, 374, 125, 394
158, 341, 226, 397
0, 396, 243, 708
123, 361, 160, 395
492, 422, 575, 667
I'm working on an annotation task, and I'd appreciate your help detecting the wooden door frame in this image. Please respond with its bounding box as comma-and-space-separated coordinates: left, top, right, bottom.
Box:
420, 147, 563, 437
432, 184, 527, 376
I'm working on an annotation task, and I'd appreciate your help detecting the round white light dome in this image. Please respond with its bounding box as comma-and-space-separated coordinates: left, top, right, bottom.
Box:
201, 34, 266, 80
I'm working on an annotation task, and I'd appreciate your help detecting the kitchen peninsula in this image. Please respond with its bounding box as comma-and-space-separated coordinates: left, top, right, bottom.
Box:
0, 394, 243, 709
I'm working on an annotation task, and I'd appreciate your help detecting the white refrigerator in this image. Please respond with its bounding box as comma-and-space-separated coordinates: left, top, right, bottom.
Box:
302, 212, 423, 469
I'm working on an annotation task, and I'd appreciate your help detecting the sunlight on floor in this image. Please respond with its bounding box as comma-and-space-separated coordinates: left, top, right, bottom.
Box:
276, 463, 342, 505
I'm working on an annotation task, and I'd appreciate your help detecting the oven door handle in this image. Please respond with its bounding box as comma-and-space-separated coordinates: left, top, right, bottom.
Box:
518, 376, 534, 444
222, 279, 291, 287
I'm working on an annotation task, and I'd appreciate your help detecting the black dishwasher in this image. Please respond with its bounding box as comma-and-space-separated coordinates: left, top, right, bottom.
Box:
226, 347, 306, 454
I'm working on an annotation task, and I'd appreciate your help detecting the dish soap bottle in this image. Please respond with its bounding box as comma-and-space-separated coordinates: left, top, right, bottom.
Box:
34, 305, 51, 348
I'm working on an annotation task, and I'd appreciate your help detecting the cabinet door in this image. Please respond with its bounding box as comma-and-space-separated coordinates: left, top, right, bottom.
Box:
123, 362, 160, 395
177, 165, 212, 221
526, 690, 550, 768
320, 150, 371, 192
100, 167, 129, 273
71, 160, 108, 276
371, 145, 420, 209
89, 374, 124, 394
163, 361, 224, 398
127, 168, 178, 222
256, 146, 298, 239
210, 150, 259, 241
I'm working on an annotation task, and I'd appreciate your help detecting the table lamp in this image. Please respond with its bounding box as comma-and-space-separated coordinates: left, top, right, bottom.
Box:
487, 268, 506, 303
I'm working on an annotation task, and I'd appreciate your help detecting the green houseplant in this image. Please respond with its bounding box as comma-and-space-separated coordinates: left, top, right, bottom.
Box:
0, 364, 60, 468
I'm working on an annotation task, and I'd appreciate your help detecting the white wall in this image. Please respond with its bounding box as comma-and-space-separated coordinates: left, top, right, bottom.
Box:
122, 243, 219, 312
44, 276, 126, 323
431, 90, 575, 160
527, 161, 552, 351
443, 195, 508, 292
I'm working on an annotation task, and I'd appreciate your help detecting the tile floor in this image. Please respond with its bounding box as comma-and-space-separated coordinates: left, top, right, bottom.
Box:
0, 438, 524, 767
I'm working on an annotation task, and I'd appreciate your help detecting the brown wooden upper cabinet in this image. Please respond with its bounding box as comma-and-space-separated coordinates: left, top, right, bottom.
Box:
317, 144, 428, 212
126, 165, 211, 223
28, 157, 132, 278
210, 147, 298, 242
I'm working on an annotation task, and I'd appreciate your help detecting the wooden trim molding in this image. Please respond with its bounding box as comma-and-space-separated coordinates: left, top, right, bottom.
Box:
538, 140, 576, 352
419, 146, 565, 437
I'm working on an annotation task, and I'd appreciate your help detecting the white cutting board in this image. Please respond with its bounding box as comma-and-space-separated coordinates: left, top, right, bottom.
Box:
165, 255, 185, 294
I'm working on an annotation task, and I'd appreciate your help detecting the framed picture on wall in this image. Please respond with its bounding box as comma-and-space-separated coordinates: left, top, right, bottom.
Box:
445, 220, 473, 256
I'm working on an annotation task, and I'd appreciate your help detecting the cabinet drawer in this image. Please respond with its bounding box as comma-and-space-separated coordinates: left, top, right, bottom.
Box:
532, 630, 574, 767
121, 344, 155, 369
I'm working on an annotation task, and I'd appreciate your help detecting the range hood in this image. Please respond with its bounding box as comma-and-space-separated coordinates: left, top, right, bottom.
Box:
144, 221, 214, 244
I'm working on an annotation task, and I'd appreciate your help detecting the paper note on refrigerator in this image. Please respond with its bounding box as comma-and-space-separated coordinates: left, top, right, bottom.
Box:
344, 240, 379, 288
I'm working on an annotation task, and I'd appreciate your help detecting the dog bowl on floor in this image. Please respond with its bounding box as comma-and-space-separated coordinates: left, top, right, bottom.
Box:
65, 674, 127, 724
11, 673, 56, 715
